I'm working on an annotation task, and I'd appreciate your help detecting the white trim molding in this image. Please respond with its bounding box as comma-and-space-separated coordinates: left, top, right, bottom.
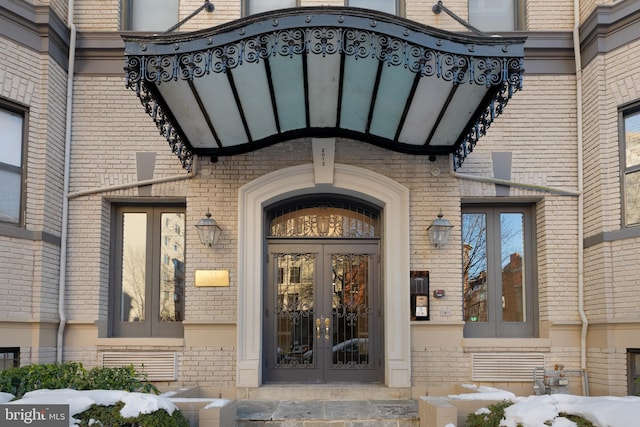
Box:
237, 162, 411, 388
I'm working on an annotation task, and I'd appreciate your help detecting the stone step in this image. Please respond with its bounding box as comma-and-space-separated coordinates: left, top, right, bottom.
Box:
236, 399, 419, 427
237, 384, 412, 401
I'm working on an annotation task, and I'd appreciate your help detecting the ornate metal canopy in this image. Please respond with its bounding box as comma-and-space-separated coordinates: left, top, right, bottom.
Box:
123, 7, 526, 171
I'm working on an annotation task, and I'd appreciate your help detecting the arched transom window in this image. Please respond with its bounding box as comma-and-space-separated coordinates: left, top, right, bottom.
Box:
267, 196, 380, 238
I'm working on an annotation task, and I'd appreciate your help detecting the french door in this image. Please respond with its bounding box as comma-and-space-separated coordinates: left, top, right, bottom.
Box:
264, 241, 382, 383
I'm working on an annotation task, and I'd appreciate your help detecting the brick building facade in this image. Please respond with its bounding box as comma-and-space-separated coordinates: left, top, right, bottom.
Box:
1, 0, 640, 398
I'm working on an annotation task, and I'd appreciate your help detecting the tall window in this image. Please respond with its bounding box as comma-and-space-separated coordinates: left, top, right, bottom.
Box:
245, 1, 398, 16
0, 104, 25, 225
462, 205, 537, 338
622, 106, 640, 226
246, 0, 296, 15
347, 0, 397, 15
111, 205, 185, 337
468, 0, 525, 32
122, 0, 179, 31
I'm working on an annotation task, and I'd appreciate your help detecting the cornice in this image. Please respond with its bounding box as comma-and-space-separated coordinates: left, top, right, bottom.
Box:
580, 0, 640, 67
0, 0, 69, 70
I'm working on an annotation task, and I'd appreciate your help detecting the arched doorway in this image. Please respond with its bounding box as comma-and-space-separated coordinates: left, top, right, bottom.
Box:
263, 197, 383, 383
237, 163, 410, 388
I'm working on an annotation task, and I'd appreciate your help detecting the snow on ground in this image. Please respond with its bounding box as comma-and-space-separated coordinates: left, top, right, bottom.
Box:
0, 389, 178, 426
2, 385, 640, 427
445, 385, 640, 427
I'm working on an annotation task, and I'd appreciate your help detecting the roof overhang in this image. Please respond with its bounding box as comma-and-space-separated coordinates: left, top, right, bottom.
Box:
123, 7, 526, 171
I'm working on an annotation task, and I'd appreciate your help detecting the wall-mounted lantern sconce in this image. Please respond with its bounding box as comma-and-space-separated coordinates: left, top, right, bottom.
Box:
195, 210, 222, 248
427, 211, 453, 249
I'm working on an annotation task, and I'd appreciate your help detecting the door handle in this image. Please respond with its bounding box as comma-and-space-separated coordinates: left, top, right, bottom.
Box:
316, 318, 321, 339
324, 317, 330, 340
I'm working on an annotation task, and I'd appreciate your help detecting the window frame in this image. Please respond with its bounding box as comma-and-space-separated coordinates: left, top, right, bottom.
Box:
0, 348, 19, 370
628, 348, 640, 396
620, 102, 640, 227
461, 204, 538, 338
243, 0, 402, 17
468, 0, 526, 32
109, 204, 186, 338
0, 100, 27, 227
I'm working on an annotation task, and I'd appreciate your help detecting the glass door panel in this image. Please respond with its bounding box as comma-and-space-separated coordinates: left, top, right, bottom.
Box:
331, 254, 371, 368
274, 253, 316, 368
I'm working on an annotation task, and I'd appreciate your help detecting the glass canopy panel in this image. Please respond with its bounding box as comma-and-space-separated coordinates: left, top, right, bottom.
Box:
368, 65, 414, 140
307, 51, 341, 128
229, 61, 277, 141
270, 55, 306, 132
155, 80, 218, 148
429, 83, 489, 146
192, 71, 248, 146
340, 55, 378, 133
398, 77, 453, 145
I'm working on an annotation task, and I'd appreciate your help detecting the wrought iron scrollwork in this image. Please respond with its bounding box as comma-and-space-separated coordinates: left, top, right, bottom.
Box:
123, 8, 525, 170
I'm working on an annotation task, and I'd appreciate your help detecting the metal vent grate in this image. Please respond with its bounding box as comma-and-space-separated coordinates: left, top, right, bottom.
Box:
472, 353, 545, 382
101, 352, 177, 381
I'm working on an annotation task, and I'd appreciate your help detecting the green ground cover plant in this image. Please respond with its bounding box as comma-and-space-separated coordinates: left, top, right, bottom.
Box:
464, 400, 595, 427
0, 362, 188, 427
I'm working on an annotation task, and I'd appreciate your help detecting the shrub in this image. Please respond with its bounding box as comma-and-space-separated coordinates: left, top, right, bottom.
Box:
83, 365, 159, 394
0, 362, 158, 399
73, 402, 190, 427
0, 363, 179, 426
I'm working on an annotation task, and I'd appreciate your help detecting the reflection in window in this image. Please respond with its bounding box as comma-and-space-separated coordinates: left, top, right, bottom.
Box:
0, 107, 24, 224
623, 108, 640, 226
121, 213, 147, 322
113, 206, 185, 337
468, 0, 525, 32
160, 213, 185, 322
463, 213, 487, 323
462, 205, 535, 338
500, 213, 525, 322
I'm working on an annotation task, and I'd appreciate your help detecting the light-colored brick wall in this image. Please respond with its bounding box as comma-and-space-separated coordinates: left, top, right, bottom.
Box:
7, 0, 639, 395
0, 34, 67, 325
582, 38, 640, 328
588, 347, 628, 396
0, 237, 37, 321
527, 0, 574, 31
181, 346, 236, 386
